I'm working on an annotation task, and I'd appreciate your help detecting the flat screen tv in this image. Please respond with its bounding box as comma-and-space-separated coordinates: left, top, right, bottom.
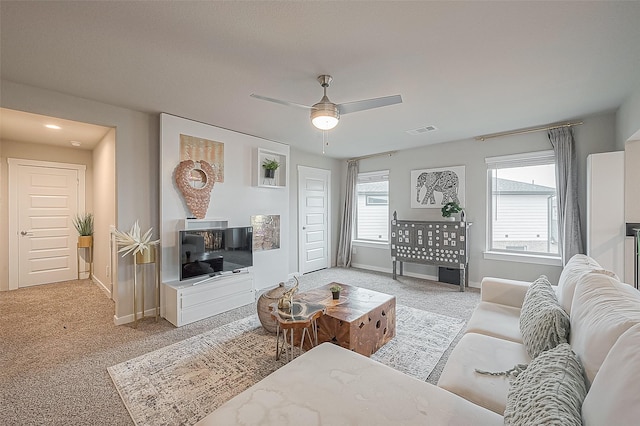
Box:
179, 227, 253, 281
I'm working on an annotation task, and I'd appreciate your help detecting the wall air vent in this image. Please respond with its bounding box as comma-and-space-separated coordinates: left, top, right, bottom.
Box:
405, 125, 438, 136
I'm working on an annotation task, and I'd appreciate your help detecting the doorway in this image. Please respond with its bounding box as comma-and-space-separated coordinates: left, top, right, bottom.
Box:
298, 166, 331, 274
8, 159, 86, 289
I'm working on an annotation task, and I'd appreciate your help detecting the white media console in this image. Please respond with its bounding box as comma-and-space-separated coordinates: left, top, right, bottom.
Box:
162, 270, 254, 327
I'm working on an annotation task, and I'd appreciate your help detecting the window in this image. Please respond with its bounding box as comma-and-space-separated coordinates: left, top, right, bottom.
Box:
486, 151, 559, 257
366, 195, 388, 206
355, 170, 389, 242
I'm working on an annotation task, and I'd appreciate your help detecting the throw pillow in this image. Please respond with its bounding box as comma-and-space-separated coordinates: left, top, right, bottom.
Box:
520, 275, 570, 359
504, 343, 587, 426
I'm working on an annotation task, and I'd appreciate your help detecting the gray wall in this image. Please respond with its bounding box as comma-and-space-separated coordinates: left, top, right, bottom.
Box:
288, 147, 343, 274
1, 80, 157, 322
92, 128, 117, 297
349, 111, 617, 287
3, 76, 635, 305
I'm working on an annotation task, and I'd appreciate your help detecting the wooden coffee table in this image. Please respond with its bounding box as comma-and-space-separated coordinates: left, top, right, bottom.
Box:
295, 283, 396, 356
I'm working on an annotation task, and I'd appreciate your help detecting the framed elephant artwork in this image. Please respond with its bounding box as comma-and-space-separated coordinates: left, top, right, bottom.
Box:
411, 165, 465, 208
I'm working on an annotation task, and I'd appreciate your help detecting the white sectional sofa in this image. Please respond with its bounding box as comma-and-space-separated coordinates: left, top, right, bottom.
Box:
198, 254, 640, 425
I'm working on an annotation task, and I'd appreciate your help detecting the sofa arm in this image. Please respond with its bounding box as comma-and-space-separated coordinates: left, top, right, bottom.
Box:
480, 277, 531, 308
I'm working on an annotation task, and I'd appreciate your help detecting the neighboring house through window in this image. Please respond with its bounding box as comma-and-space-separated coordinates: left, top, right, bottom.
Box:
355, 170, 389, 243
486, 151, 559, 258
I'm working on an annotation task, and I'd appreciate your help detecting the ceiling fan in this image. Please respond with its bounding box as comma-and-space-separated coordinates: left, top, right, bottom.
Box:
250, 75, 402, 130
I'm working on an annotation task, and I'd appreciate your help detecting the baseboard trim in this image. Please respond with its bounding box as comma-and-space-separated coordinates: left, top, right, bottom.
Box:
351, 263, 392, 274
351, 262, 440, 280
113, 308, 159, 326
350, 263, 480, 289
92, 276, 112, 298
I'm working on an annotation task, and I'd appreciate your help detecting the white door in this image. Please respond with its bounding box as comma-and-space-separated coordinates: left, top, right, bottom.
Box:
8, 159, 86, 289
298, 166, 331, 274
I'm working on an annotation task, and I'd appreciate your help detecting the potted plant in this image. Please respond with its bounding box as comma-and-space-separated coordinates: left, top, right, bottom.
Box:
330, 284, 343, 300
262, 158, 280, 178
441, 201, 462, 221
73, 213, 94, 248
113, 220, 160, 264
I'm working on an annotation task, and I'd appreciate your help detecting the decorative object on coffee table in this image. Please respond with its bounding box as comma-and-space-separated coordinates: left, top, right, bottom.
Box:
270, 301, 325, 362
257, 279, 296, 334
330, 284, 342, 300
277, 276, 299, 310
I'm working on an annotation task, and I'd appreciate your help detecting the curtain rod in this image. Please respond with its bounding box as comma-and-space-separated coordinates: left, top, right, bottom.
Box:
475, 121, 583, 142
348, 150, 397, 162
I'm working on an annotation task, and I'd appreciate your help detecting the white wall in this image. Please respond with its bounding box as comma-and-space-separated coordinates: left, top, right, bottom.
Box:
617, 80, 640, 149
349, 111, 617, 286
624, 139, 640, 284
617, 79, 640, 284
586, 151, 625, 278
1, 80, 158, 323
92, 128, 116, 296
625, 140, 640, 223
159, 113, 290, 292
288, 147, 343, 274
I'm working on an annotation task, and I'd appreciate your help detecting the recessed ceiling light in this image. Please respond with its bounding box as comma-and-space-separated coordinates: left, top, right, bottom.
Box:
45, 124, 62, 130
70, 141, 82, 147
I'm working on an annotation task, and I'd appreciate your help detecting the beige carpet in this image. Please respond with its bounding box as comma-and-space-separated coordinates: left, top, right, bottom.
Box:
0, 268, 479, 425
108, 307, 464, 425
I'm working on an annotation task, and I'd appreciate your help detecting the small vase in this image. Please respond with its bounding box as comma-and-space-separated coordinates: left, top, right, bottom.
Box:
135, 246, 156, 264
444, 216, 456, 222
264, 169, 276, 179
332, 291, 340, 300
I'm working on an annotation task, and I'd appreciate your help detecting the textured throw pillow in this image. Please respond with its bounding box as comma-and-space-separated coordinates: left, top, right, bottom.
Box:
504, 343, 587, 426
520, 275, 570, 359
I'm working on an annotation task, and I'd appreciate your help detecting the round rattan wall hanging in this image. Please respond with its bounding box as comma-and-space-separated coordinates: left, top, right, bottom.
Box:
174, 159, 216, 219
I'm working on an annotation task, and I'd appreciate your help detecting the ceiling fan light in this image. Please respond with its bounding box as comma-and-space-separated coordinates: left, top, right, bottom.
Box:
311, 114, 339, 130
310, 103, 339, 130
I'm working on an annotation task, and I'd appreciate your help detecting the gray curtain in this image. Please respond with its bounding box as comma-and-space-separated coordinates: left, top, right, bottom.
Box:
337, 160, 359, 267
548, 127, 584, 265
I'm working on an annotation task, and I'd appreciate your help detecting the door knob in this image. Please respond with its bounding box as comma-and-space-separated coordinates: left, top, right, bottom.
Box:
302, 226, 306, 230
20, 230, 34, 236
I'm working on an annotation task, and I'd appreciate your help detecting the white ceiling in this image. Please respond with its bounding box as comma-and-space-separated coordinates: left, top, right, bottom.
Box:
0, 108, 112, 150
1, 1, 639, 159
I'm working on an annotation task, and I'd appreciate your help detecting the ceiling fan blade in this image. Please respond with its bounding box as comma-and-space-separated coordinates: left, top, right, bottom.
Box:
338, 94, 402, 115
250, 93, 312, 110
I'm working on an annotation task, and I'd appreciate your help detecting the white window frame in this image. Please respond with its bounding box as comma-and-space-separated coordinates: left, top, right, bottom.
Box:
353, 170, 390, 247
484, 150, 562, 266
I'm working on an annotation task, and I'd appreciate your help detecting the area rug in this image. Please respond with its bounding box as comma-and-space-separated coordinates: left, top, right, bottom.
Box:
108, 305, 464, 426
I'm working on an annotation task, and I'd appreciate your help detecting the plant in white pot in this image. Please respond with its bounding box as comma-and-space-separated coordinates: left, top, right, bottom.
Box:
441, 202, 462, 221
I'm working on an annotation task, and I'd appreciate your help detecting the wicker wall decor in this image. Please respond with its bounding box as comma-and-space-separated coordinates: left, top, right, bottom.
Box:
174, 159, 216, 219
